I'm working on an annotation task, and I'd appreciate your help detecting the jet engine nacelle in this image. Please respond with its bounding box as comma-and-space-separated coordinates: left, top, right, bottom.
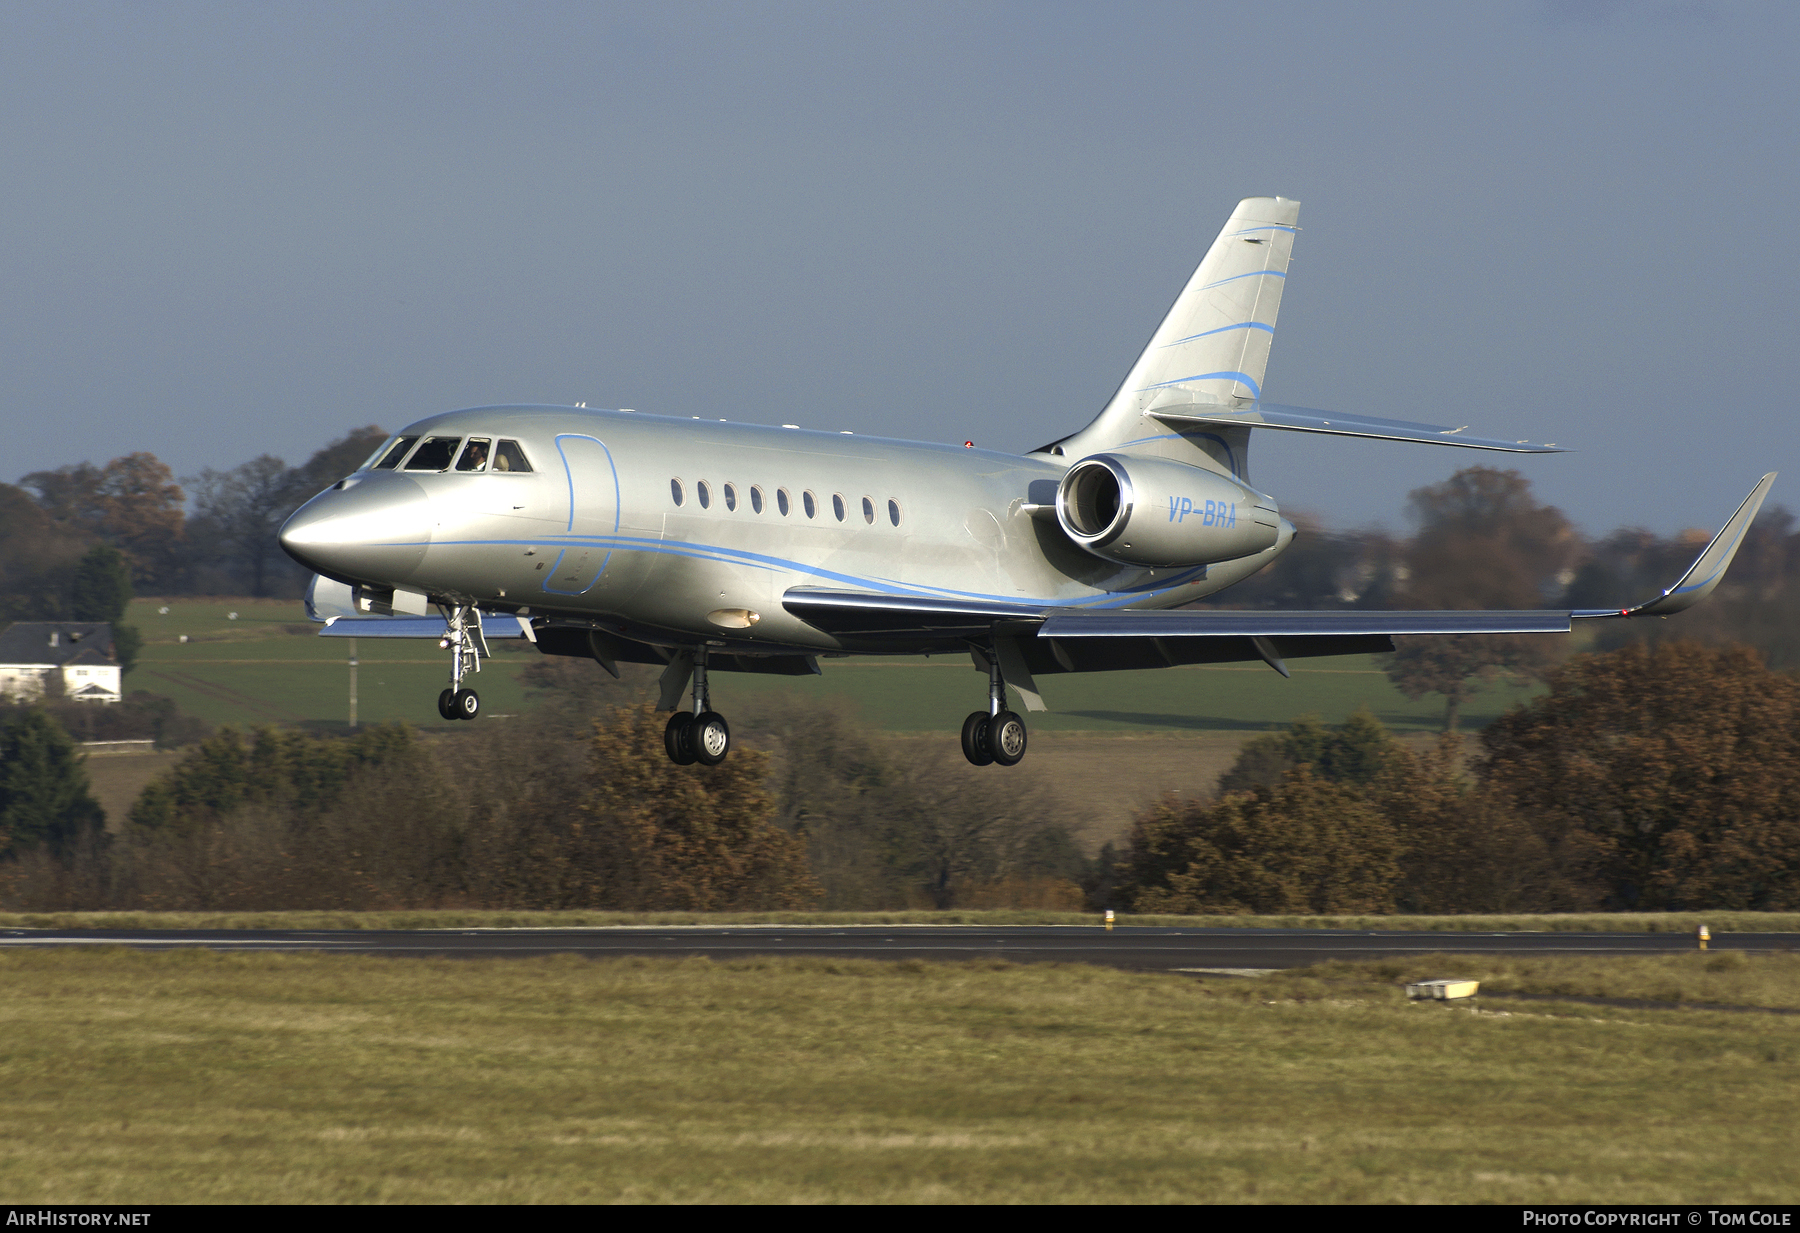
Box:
1055, 453, 1280, 567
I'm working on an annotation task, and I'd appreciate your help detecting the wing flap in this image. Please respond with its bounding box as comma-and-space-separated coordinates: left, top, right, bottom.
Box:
1036, 609, 1572, 637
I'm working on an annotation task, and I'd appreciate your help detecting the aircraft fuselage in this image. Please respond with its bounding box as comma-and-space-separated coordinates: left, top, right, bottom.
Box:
280, 404, 1292, 658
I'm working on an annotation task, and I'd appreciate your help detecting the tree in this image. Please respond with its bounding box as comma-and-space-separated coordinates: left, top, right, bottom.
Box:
580, 704, 820, 910
1479, 642, 1800, 910
70, 544, 131, 623
22, 453, 185, 589
129, 724, 420, 834
1385, 466, 1578, 729
1377, 735, 1573, 913
185, 455, 307, 597
0, 709, 104, 857
0, 484, 91, 621
1215, 709, 1397, 796
1121, 768, 1402, 914
181, 428, 389, 597
76, 542, 151, 672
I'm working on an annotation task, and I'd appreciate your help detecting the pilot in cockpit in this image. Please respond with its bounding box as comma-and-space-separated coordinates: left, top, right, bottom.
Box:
456, 439, 490, 472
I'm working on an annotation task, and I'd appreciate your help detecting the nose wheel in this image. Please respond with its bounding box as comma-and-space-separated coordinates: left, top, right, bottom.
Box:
661, 647, 733, 765
436, 604, 488, 721
960, 645, 1028, 766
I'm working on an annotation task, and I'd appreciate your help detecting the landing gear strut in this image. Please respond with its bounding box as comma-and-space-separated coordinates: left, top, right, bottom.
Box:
663, 644, 732, 765
961, 644, 1027, 767
436, 603, 487, 721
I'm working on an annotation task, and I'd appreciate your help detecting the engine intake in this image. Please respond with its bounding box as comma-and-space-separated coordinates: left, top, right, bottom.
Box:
1055, 453, 1280, 567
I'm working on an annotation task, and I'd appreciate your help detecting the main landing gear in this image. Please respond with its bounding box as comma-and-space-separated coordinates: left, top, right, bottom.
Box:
435, 603, 488, 721
663, 645, 732, 766
961, 645, 1027, 767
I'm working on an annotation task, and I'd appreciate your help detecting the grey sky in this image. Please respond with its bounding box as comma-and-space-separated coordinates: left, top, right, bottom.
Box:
3, 1, 1794, 536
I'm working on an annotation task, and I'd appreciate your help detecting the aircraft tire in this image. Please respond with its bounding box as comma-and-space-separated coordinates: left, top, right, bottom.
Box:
452, 688, 480, 721
437, 689, 456, 720
960, 711, 994, 766
664, 712, 698, 765
989, 710, 1027, 766
693, 711, 731, 766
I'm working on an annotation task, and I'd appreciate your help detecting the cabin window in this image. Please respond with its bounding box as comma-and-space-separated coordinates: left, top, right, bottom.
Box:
697, 480, 712, 509
455, 438, 491, 472
888, 499, 902, 527
404, 436, 461, 471
802, 490, 817, 519
374, 436, 419, 469
861, 496, 875, 525
670, 478, 684, 507
494, 440, 533, 472
777, 488, 791, 516
750, 486, 765, 514
832, 493, 846, 522
723, 483, 738, 512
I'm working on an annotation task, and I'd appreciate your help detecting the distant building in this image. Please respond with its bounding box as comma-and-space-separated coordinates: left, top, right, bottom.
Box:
0, 623, 122, 704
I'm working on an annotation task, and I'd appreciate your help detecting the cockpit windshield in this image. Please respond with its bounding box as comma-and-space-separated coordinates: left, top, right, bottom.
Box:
404, 436, 461, 471
373, 436, 419, 470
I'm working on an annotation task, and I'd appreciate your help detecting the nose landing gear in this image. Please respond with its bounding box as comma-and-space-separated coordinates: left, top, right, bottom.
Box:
961, 644, 1027, 767
662, 645, 732, 765
436, 603, 488, 721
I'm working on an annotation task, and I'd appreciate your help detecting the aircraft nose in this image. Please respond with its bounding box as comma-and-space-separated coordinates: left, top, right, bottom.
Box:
279, 475, 433, 583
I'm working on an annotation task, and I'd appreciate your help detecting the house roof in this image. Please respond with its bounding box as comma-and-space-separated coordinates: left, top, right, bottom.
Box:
0, 622, 116, 668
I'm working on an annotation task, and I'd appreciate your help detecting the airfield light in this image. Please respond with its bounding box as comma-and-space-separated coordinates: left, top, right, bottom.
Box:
1698, 924, 1711, 951
1104, 909, 1114, 932
965, 441, 974, 448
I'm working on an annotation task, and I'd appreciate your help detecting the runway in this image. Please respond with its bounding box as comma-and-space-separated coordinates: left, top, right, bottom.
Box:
1, 925, 1790, 970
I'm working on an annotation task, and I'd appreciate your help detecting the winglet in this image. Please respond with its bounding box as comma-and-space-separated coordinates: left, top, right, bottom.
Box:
1576, 474, 1778, 619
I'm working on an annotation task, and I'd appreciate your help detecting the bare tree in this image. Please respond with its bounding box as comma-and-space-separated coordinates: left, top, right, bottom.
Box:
185, 455, 306, 597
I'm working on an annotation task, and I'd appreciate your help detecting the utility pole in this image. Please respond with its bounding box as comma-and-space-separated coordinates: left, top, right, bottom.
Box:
348, 637, 359, 730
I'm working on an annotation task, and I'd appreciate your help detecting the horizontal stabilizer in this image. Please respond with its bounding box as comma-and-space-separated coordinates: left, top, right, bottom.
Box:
1150, 401, 1566, 453
1575, 472, 1778, 618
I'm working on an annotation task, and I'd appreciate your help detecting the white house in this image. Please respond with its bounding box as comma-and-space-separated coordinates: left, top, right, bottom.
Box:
0, 623, 122, 704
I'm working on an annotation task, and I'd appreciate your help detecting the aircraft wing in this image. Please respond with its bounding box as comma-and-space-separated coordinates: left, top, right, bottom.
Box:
1150, 401, 1566, 453
783, 473, 1777, 659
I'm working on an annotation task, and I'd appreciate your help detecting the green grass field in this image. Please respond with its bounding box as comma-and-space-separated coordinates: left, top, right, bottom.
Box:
126, 597, 1544, 734
2, 948, 1795, 1203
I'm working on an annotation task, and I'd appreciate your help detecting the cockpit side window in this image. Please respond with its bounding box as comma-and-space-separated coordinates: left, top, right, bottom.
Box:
404, 436, 461, 471
374, 436, 420, 470
455, 438, 491, 472
494, 440, 533, 473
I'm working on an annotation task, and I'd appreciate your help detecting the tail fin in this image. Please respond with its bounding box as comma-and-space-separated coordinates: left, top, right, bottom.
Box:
1053, 197, 1300, 472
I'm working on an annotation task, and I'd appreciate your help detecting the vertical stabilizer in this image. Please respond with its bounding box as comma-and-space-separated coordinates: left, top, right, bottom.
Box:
1054, 197, 1300, 476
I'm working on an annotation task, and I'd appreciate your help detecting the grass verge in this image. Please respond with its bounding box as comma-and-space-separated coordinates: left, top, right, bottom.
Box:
4, 909, 1799, 933
1, 949, 1795, 1203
